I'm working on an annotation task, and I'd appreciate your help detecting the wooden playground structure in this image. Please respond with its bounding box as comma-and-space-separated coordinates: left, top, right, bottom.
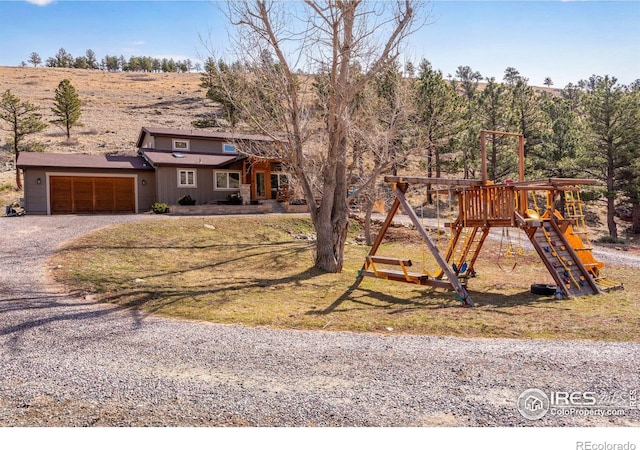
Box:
355, 130, 622, 306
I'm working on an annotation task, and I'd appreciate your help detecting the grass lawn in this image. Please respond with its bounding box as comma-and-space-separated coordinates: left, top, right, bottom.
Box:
50, 215, 640, 341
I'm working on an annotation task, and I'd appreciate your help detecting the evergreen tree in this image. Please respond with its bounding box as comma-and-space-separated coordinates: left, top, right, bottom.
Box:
85, 49, 98, 69
28, 52, 42, 67
476, 77, 513, 182
200, 58, 244, 127
614, 83, 640, 233
0, 90, 48, 189
51, 79, 82, 139
508, 77, 547, 157
455, 65, 483, 178
455, 65, 482, 99
581, 75, 638, 238
103, 55, 120, 71
414, 59, 466, 200
73, 56, 88, 69
53, 48, 73, 68
503, 67, 521, 86
536, 96, 584, 178
561, 83, 582, 113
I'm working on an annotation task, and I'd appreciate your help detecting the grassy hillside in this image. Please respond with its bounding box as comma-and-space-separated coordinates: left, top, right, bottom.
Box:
0, 66, 212, 158
0, 66, 217, 205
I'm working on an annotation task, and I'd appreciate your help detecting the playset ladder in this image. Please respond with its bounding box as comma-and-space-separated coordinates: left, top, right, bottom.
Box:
437, 226, 489, 279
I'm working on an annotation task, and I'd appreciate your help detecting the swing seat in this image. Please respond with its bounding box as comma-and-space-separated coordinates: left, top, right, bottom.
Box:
364, 255, 428, 285
366, 256, 413, 266
364, 268, 430, 284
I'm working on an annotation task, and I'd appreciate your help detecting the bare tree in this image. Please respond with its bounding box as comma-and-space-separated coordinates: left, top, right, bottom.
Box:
218, 1, 422, 272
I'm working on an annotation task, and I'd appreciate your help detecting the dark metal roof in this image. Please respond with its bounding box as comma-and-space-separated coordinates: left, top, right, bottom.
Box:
139, 149, 246, 167
136, 127, 281, 148
16, 152, 153, 171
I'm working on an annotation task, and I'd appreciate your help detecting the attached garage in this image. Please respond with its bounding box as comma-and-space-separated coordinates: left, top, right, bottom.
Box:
49, 176, 136, 214
17, 153, 156, 215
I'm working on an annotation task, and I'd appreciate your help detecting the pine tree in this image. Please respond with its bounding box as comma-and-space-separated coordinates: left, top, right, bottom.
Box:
51, 79, 82, 139
508, 77, 547, 157
536, 96, 584, 178
85, 49, 98, 69
28, 52, 42, 67
581, 75, 638, 238
455, 65, 483, 178
0, 90, 48, 189
200, 58, 244, 127
476, 77, 513, 182
414, 59, 466, 201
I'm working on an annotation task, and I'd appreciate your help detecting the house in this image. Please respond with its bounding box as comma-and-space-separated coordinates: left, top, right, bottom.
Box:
17, 127, 291, 215
136, 127, 289, 206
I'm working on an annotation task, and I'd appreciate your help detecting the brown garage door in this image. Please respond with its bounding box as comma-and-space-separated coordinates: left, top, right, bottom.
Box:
50, 176, 135, 214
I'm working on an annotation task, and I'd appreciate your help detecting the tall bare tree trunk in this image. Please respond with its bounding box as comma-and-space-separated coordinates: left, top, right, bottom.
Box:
223, 1, 419, 273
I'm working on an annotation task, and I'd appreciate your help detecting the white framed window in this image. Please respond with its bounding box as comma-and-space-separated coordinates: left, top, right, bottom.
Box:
177, 169, 197, 188
223, 143, 236, 153
172, 139, 190, 151
214, 171, 241, 190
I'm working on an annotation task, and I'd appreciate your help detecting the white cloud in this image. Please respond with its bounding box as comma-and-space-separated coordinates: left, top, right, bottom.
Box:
25, 0, 55, 5
132, 41, 145, 47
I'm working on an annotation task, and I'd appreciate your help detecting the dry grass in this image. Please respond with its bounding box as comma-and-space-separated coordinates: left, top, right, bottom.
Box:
49, 215, 640, 341
0, 66, 211, 156
0, 66, 214, 208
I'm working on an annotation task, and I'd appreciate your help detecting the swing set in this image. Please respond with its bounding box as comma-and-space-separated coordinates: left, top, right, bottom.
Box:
355, 130, 622, 306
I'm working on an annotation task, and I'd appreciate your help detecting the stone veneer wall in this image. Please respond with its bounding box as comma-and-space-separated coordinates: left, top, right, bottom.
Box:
170, 204, 273, 215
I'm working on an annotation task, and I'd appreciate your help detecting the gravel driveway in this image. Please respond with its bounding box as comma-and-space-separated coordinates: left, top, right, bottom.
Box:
1, 214, 638, 426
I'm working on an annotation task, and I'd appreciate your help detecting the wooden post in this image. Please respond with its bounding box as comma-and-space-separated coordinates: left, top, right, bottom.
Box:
394, 184, 474, 306
518, 134, 526, 214
354, 185, 404, 287
480, 130, 487, 185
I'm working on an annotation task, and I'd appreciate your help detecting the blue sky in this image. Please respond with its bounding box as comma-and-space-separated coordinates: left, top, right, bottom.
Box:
0, 1, 638, 88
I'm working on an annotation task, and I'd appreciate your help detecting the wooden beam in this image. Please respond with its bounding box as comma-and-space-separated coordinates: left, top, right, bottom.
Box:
354, 187, 405, 287
547, 178, 599, 186
480, 130, 487, 185
394, 184, 475, 306
383, 176, 482, 187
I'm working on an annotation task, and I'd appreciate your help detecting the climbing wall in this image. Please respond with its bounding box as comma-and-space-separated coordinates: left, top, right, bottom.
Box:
528, 221, 599, 298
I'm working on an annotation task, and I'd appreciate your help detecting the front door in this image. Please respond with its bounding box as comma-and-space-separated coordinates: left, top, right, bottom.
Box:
255, 171, 267, 200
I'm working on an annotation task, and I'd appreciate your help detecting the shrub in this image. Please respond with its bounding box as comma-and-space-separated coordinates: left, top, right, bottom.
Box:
177, 195, 196, 206
227, 193, 243, 205
151, 202, 169, 214
596, 235, 626, 244
191, 118, 219, 129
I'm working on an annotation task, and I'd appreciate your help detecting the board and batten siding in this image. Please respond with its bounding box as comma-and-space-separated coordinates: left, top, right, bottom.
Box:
155, 163, 244, 205
154, 136, 230, 154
